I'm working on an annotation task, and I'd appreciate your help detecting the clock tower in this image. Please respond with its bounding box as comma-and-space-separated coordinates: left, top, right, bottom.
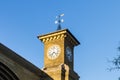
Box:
38, 29, 80, 80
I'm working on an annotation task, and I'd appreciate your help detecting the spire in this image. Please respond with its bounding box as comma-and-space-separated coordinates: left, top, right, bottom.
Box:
57, 24, 61, 30
55, 14, 64, 30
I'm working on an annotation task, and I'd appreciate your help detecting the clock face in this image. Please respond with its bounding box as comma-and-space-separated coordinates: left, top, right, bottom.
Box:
66, 46, 72, 62
47, 45, 61, 59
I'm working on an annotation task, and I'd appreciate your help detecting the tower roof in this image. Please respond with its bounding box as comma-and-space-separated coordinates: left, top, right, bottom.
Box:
38, 29, 80, 46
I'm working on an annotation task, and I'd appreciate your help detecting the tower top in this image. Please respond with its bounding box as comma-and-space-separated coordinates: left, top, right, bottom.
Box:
38, 29, 80, 46
55, 14, 64, 30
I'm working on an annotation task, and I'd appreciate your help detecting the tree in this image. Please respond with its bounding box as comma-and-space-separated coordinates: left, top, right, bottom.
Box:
112, 46, 120, 70
108, 46, 120, 80
111, 55, 120, 70
108, 46, 120, 71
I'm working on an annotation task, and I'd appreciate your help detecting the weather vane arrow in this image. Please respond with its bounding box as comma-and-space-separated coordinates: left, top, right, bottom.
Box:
55, 14, 64, 30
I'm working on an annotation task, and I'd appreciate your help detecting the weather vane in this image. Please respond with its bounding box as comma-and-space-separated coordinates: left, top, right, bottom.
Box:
55, 14, 64, 30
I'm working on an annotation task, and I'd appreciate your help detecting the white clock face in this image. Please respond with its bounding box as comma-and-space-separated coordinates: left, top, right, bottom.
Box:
66, 46, 72, 62
47, 45, 61, 59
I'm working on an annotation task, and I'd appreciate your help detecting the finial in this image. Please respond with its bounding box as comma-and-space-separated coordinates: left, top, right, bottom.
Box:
55, 14, 64, 30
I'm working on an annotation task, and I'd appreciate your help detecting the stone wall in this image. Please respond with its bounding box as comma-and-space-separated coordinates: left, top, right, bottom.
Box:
0, 43, 52, 80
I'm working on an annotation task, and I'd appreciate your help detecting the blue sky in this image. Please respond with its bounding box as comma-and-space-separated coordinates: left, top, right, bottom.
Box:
0, 0, 120, 80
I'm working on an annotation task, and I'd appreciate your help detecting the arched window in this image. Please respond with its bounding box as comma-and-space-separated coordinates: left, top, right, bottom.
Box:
0, 62, 19, 80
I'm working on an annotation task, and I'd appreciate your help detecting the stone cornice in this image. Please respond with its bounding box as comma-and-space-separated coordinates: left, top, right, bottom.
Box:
38, 29, 80, 46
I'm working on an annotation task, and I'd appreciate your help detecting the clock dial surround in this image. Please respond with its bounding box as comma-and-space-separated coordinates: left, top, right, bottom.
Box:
47, 45, 61, 60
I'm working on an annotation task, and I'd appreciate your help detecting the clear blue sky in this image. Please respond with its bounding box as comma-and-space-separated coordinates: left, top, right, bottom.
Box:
0, 0, 120, 80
